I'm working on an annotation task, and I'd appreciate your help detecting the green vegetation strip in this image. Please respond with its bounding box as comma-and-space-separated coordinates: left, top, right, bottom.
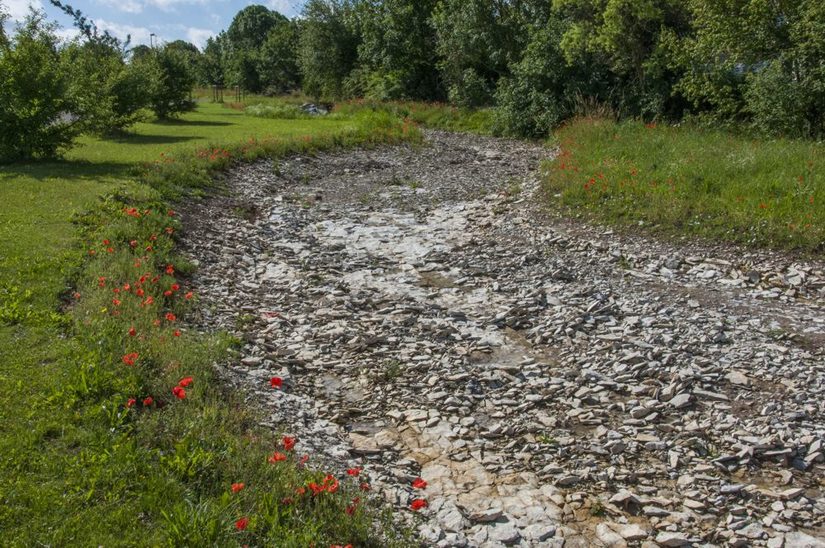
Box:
0, 104, 417, 545
544, 118, 824, 252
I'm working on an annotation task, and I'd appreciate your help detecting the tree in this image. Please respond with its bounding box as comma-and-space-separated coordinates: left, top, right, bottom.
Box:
353, 0, 442, 100
0, 10, 80, 161
227, 5, 285, 51
137, 44, 196, 119
199, 35, 226, 86
297, 0, 361, 100
257, 20, 300, 94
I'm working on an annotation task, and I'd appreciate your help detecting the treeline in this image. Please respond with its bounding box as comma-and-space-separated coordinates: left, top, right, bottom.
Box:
2, 0, 823, 163
202, 0, 824, 140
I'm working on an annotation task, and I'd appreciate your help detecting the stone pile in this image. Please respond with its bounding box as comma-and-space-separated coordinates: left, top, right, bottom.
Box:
181, 131, 825, 547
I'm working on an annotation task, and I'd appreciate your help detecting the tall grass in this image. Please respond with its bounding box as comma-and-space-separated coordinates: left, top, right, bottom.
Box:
544, 118, 824, 252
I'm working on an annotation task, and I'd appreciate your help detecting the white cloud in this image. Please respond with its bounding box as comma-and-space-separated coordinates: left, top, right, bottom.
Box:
4, 0, 44, 22
94, 0, 144, 14
184, 26, 212, 48
93, 17, 153, 44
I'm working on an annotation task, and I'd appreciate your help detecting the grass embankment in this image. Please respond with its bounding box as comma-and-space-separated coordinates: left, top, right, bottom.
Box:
0, 102, 416, 545
545, 118, 824, 252
236, 93, 496, 135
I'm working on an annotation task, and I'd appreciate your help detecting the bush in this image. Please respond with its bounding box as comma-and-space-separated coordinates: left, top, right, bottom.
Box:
244, 103, 308, 120
0, 12, 80, 161
138, 46, 196, 119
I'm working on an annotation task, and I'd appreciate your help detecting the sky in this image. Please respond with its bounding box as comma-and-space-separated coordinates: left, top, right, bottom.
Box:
2, 0, 307, 49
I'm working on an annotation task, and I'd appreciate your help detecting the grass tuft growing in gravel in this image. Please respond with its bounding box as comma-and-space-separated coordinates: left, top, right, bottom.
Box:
0, 103, 417, 545
544, 118, 824, 252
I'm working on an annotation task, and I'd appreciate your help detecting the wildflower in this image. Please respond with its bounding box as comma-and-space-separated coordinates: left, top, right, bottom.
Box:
143, 396, 153, 406
107, 247, 114, 253
360, 482, 370, 491
122, 352, 139, 366
185, 291, 194, 300
165, 227, 174, 235
153, 319, 161, 327
128, 327, 137, 337
129, 240, 137, 248
412, 478, 427, 489
165, 265, 175, 275
282, 436, 296, 451
235, 517, 248, 531
231, 482, 245, 493
178, 376, 193, 387
165, 312, 176, 322
172, 386, 186, 399
173, 330, 181, 337
324, 475, 340, 493
410, 499, 428, 511
126, 398, 137, 408
123, 283, 131, 291
136, 288, 145, 297
168, 210, 176, 217
269, 452, 287, 463
149, 234, 157, 242
295, 487, 306, 496
270, 377, 283, 389
145, 245, 153, 252
103, 239, 110, 246
98, 277, 106, 287
164, 290, 173, 297
73, 292, 81, 300
142, 296, 154, 306
346, 468, 362, 477
170, 283, 180, 292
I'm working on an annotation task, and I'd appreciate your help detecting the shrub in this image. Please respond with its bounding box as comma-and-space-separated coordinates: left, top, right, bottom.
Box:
138, 46, 196, 120
0, 11, 80, 161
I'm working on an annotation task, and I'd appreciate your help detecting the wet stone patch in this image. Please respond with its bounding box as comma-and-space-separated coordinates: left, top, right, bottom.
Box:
181, 131, 825, 547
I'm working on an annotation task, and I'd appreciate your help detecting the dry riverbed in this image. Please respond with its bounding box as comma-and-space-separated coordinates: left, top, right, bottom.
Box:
180, 131, 825, 547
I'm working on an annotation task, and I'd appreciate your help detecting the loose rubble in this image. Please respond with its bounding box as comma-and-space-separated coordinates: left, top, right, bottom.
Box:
180, 130, 825, 547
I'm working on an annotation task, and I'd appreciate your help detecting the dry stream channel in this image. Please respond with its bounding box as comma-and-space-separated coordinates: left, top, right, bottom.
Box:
180, 131, 825, 547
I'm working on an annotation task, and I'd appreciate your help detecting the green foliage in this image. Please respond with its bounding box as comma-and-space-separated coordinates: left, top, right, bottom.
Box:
137, 45, 197, 119
61, 42, 150, 134
0, 11, 79, 162
544, 118, 824, 251
298, 0, 361, 100
258, 21, 301, 94
352, 0, 442, 101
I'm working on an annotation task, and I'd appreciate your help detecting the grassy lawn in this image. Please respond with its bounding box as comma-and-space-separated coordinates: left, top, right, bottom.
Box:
544, 118, 824, 252
0, 102, 413, 546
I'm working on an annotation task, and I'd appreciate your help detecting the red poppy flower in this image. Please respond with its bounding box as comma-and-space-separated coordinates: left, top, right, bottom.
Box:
231, 482, 245, 493
98, 276, 106, 286
129, 240, 137, 248
185, 291, 194, 300
122, 352, 138, 366
170, 283, 180, 292
173, 330, 181, 337
299, 454, 309, 465
164, 290, 173, 297
149, 234, 157, 242
165, 312, 176, 322
308, 482, 324, 495
235, 517, 248, 531
107, 247, 114, 253
168, 210, 176, 217
178, 376, 193, 387
270, 377, 283, 389
165, 265, 175, 275
73, 292, 81, 300
136, 288, 145, 297
112, 298, 121, 306
151, 276, 160, 284
143, 396, 153, 406
113, 288, 120, 294
346, 468, 361, 477
412, 478, 427, 489
142, 296, 154, 306
165, 226, 174, 235
360, 482, 370, 491
172, 386, 186, 399
268, 452, 287, 463
410, 499, 428, 511
295, 487, 306, 496
123, 283, 131, 291
282, 436, 296, 451
103, 239, 110, 246
145, 245, 153, 252
128, 327, 137, 337
126, 398, 136, 408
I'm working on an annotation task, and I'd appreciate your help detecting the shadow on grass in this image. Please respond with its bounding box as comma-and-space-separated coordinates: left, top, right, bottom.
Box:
152, 118, 236, 127
0, 159, 136, 181
104, 134, 198, 145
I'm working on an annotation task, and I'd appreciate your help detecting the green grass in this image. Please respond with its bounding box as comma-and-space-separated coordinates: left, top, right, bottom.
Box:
0, 102, 416, 546
237, 93, 496, 135
544, 118, 824, 251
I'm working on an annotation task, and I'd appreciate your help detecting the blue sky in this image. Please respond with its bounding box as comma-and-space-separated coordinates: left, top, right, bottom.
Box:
2, 0, 306, 48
